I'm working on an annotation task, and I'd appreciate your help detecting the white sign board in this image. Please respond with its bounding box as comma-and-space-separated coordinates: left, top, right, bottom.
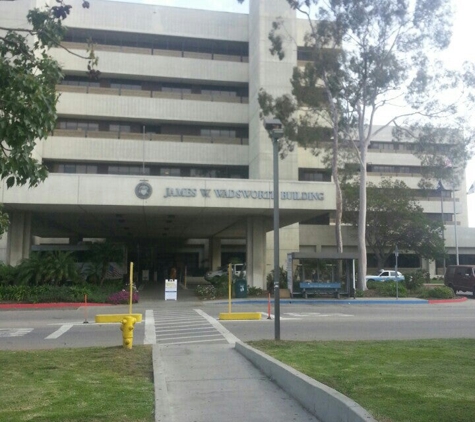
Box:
165, 279, 177, 301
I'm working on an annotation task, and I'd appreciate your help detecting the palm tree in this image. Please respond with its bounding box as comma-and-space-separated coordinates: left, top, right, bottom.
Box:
87, 241, 125, 286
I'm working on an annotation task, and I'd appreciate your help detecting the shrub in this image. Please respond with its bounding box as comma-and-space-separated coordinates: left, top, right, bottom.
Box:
366, 280, 378, 290
16, 251, 81, 286
195, 284, 216, 300
374, 281, 407, 297
248, 286, 264, 297
418, 286, 455, 299
0, 264, 18, 286
266, 266, 288, 290
0, 285, 29, 302
106, 290, 139, 305
208, 274, 229, 288
0, 283, 120, 303
403, 269, 428, 290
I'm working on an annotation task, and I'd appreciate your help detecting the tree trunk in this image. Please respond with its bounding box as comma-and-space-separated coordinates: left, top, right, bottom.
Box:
332, 137, 344, 254
357, 141, 368, 290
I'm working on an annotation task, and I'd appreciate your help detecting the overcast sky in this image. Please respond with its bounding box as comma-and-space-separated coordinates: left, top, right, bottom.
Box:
112, 0, 475, 225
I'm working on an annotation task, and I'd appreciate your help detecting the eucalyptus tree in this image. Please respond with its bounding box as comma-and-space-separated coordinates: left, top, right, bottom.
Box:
243, 0, 473, 289
343, 179, 446, 270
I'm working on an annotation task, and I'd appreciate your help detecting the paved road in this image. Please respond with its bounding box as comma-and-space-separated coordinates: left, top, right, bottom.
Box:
1, 296, 474, 350
212, 300, 475, 342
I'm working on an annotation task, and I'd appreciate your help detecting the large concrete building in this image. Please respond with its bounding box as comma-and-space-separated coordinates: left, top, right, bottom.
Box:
1, 0, 474, 286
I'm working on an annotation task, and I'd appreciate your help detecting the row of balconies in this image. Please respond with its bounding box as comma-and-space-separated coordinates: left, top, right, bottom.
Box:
55, 85, 249, 104
61, 42, 249, 63
50, 130, 249, 145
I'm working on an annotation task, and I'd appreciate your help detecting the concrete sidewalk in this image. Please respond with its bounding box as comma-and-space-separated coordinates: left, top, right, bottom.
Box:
150, 283, 377, 422
153, 342, 320, 422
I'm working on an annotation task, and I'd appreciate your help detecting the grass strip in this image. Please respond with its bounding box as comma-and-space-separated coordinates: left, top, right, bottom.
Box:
249, 338, 475, 422
0, 346, 154, 422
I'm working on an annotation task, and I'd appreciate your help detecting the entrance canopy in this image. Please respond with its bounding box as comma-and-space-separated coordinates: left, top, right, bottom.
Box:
3, 174, 336, 240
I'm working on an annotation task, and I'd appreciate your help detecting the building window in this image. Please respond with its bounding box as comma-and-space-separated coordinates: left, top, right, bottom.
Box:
58, 120, 99, 131
299, 169, 331, 182
109, 124, 131, 133
45, 161, 248, 179
110, 81, 142, 90
201, 128, 237, 138
297, 47, 313, 61
57, 164, 98, 174
160, 168, 181, 177
162, 85, 192, 94
63, 29, 249, 59
109, 165, 150, 175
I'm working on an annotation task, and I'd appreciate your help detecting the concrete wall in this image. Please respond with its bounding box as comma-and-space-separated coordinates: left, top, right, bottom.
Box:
56, 93, 248, 125
60, 0, 249, 42
51, 49, 249, 85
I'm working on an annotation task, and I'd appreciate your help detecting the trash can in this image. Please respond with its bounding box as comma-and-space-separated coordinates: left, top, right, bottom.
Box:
234, 278, 247, 298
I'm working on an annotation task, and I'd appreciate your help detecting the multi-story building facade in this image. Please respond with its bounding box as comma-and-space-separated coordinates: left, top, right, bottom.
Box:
1, 0, 473, 286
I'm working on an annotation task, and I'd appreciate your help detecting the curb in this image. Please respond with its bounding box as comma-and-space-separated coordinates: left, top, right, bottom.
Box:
212, 298, 430, 305
0, 302, 111, 309
235, 341, 377, 422
211, 297, 469, 305
428, 297, 468, 304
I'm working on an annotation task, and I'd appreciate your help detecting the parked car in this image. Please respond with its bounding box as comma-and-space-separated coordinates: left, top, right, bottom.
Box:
444, 265, 475, 295
365, 270, 404, 282
205, 263, 246, 282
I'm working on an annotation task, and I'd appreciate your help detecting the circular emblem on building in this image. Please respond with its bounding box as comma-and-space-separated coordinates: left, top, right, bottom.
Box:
135, 182, 152, 199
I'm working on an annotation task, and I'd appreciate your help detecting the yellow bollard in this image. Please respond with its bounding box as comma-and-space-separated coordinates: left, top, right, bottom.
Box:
120, 316, 137, 349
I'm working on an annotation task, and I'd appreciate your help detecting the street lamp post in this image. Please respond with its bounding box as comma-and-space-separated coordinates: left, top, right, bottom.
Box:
394, 245, 399, 300
452, 188, 459, 265
264, 118, 284, 341
437, 181, 446, 274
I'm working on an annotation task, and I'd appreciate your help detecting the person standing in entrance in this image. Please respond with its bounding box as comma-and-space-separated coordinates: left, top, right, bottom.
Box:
170, 264, 177, 280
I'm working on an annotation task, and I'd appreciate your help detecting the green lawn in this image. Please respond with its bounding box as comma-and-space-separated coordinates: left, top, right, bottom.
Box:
0, 346, 154, 422
249, 339, 475, 422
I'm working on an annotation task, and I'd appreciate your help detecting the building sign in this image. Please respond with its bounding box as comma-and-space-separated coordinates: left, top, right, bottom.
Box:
164, 187, 324, 201
135, 182, 153, 199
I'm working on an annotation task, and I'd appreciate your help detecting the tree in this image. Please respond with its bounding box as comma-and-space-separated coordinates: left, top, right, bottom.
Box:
0, 0, 95, 234
343, 179, 445, 269
85, 241, 124, 286
245, 0, 473, 289
16, 251, 80, 285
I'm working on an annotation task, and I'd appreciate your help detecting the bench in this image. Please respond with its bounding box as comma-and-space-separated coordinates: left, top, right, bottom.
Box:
298, 282, 341, 299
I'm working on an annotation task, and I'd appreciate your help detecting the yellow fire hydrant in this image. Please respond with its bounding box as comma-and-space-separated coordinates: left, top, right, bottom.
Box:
120, 316, 137, 349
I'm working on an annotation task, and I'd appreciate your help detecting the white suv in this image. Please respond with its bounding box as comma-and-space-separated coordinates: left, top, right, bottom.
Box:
365, 270, 404, 282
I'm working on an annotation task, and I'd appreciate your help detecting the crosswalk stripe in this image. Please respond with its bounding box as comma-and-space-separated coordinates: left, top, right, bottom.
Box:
151, 308, 227, 346
0, 328, 33, 338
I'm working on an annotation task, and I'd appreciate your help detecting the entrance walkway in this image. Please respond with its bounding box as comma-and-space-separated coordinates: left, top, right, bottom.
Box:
153, 341, 319, 422
141, 280, 320, 421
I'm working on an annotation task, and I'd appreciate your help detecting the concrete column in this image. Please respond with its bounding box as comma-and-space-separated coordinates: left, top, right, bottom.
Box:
209, 237, 221, 271
421, 258, 437, 278
246, 216, 267, 289
6, 212, 32, 266
248, 0, 298, 181
266, 223, 300, 283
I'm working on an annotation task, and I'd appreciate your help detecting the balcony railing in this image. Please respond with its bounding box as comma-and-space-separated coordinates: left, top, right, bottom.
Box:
56, 84, 249, 104
51, 129, 249, 145
61, 42, 249, 63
